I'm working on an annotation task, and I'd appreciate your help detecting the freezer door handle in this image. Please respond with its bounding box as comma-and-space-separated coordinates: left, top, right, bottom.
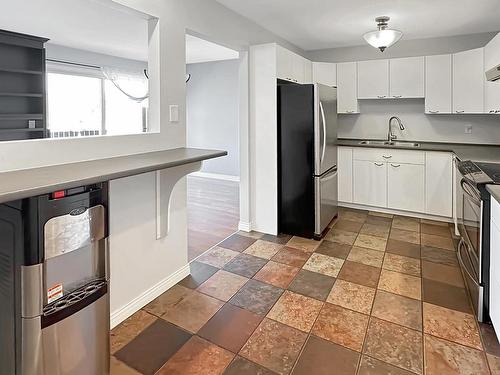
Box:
319, 101, 327, 166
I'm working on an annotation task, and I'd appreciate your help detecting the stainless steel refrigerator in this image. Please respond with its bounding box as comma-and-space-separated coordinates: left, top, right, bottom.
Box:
278, 82, 338, 239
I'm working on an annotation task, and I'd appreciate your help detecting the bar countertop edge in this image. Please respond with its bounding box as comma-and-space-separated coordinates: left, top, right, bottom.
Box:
0, 148, 227, 204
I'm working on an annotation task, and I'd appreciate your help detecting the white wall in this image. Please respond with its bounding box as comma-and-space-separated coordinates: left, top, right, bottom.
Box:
339, 100, 500, 144
0, 0, 304, 325
187, 60, 240, 177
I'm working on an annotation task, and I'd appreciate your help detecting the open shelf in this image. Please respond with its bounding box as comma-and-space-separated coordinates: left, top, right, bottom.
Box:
0, 67, 43, 75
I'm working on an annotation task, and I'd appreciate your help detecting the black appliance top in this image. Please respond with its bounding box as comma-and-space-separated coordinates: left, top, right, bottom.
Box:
458, 160, 500, 185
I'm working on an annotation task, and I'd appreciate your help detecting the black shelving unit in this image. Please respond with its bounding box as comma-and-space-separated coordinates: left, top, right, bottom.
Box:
0, 30, 48, 141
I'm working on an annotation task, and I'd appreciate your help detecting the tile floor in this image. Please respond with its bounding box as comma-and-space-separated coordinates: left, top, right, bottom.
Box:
110, 208, 500, 375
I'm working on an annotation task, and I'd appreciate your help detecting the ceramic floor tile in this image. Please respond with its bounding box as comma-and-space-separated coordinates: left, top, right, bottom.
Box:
378, 269, 422, 300
333, 219, 364, 233
339, 210, 368, 223
354, 234, 387, 252
358, 356, 415, 375
365, 215, 393, 226
368, 211, 394, 219
110, 310, 157, 354
240, 318, 307, 374
244, 240, 284, 259
324, 229, 358, 246
383, 253, 421, 276
160, 290, 224, 333
267, 290, 323, 332
421, 246, 459, 267
347, 246, 384, 267
224, 356, 277, 375
363, 318, 423, 374
292, 335, 359, 375
197, 270, 249, 301
254, 261, 300, 288
197, 246, 240, 268
272, 246, 311, 268
421, 223, 452, 237
371, 290, 422, 331
115, 319, 191, 375
144, 284, 193, 317
110, 356, 142, 375
424, 334, 489, 375
392, 216, 421, 232
421, 260, 464, 287
389, 228, 421, 244
229, 279, 283, 315
223, 253, 268, 278
315, 241, 352, 259
385, 239, 421, 259
179, 261, 219, 289
479, 322, 500, 356
360, 223, 391, 238
287, 269, 336, 301
260, 233, 293, 245
286, 236, 321, 252
312, 303, 369, 352
327, 279, 375, 314
421, 233, 455, 251
219, 234, 257, 252
487, 354, 500, 374
157, 336, 234, 375
198, 303, 262, 353
421, 218, 450, 227
423, 303, 482, 350
238, 230, 264, 239
303, 253, 344, 277
337, 260, 381, 288
422, 278, 472, 314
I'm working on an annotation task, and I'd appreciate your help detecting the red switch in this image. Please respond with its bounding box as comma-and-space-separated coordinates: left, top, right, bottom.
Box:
52, 190, 66, 199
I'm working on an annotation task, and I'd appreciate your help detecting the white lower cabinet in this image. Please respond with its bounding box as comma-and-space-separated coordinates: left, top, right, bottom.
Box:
338, 147, 353, 203
353, 160, 387, 207
387, 163, 425, 213
490, 196, 500, 335
425, 152, 453, 217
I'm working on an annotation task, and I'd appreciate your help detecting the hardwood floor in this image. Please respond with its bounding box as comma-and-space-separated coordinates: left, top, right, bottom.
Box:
187, 175, 239, 261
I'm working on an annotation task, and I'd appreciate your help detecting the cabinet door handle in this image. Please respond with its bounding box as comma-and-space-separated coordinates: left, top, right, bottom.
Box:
346, 110, 355, 113
382, 155, 392, 159
393, 95, 402, 98
456, 110, 465, 113
391, 164, 401, 168
377, 95, 386, 99
428, 110, 440, 114
374, 162, 384, 166
490, 110, 495, 113
496, 110, 500, 113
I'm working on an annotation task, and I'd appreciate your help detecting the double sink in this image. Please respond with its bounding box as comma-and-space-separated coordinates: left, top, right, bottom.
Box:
358, 140, 420, 148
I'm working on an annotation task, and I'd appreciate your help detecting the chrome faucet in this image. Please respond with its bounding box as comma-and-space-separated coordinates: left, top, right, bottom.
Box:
388, 116, 405, 142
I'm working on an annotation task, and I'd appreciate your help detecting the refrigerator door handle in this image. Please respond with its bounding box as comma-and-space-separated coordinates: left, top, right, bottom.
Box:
319, 101, 327, 166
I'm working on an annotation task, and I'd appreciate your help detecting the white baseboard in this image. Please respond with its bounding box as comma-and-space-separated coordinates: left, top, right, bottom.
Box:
339, 202, 453, 223
238, 221, 252, 232
191, 171, 240, 182
110, 264, 190, 329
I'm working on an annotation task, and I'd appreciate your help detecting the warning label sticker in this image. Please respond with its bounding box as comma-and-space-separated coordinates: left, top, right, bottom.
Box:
47, 283, 64, 303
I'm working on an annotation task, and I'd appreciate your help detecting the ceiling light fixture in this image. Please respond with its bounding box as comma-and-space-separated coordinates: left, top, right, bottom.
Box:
363, 16, 403, 52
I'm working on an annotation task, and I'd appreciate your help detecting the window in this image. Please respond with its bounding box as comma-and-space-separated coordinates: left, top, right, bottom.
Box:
47, 64, 149, 138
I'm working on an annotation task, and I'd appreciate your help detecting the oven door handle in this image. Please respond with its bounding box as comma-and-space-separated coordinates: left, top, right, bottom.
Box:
457, 239, 479, 285
460, 178, 481, 205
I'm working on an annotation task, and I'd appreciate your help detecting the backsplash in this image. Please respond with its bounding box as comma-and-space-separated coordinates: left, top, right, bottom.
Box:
338, 99, 500, 145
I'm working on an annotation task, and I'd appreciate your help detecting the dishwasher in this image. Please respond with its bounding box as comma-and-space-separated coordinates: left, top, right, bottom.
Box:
0, 183, 110, 375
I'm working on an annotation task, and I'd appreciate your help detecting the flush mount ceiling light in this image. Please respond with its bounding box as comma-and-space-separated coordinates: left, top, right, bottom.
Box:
363, 16, 403, 52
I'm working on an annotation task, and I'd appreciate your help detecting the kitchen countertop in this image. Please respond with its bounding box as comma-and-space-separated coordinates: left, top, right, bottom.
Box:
0, 148, 227, 204
338, 138, 500, 163
488, 185, 500, 203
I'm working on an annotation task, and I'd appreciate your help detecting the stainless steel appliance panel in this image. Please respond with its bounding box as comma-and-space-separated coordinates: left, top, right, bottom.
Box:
315, 167, 338, 236
458, 239, 484, 321
314, 84, 338, 176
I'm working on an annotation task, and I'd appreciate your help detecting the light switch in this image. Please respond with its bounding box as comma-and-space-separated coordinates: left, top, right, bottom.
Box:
465, 124, 472, 134
169, 105, 179, 122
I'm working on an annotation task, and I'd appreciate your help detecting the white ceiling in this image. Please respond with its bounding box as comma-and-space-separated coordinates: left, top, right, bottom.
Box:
215, 0, 500, 50
186, 35, 239, 64
0, 0, 150, 61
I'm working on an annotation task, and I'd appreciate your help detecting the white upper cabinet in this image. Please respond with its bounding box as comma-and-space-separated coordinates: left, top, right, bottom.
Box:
357, 59, 389, 99
276, 45, 294, 82
485, 33, 500, 114
312, 62, 337, 87
390, 56, 425, 98
425, 54, 453, 114
453, 48, 485, 114
485, 32, 500, 71
292, 53, 305, 83
337, 62, 359, 114
304, 59, 313, 84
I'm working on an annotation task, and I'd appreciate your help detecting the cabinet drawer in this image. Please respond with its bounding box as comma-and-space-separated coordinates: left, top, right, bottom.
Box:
353, 148, 424, 164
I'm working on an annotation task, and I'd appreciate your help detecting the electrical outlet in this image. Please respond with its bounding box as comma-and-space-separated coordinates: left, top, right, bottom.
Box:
465, 124, 472, 134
